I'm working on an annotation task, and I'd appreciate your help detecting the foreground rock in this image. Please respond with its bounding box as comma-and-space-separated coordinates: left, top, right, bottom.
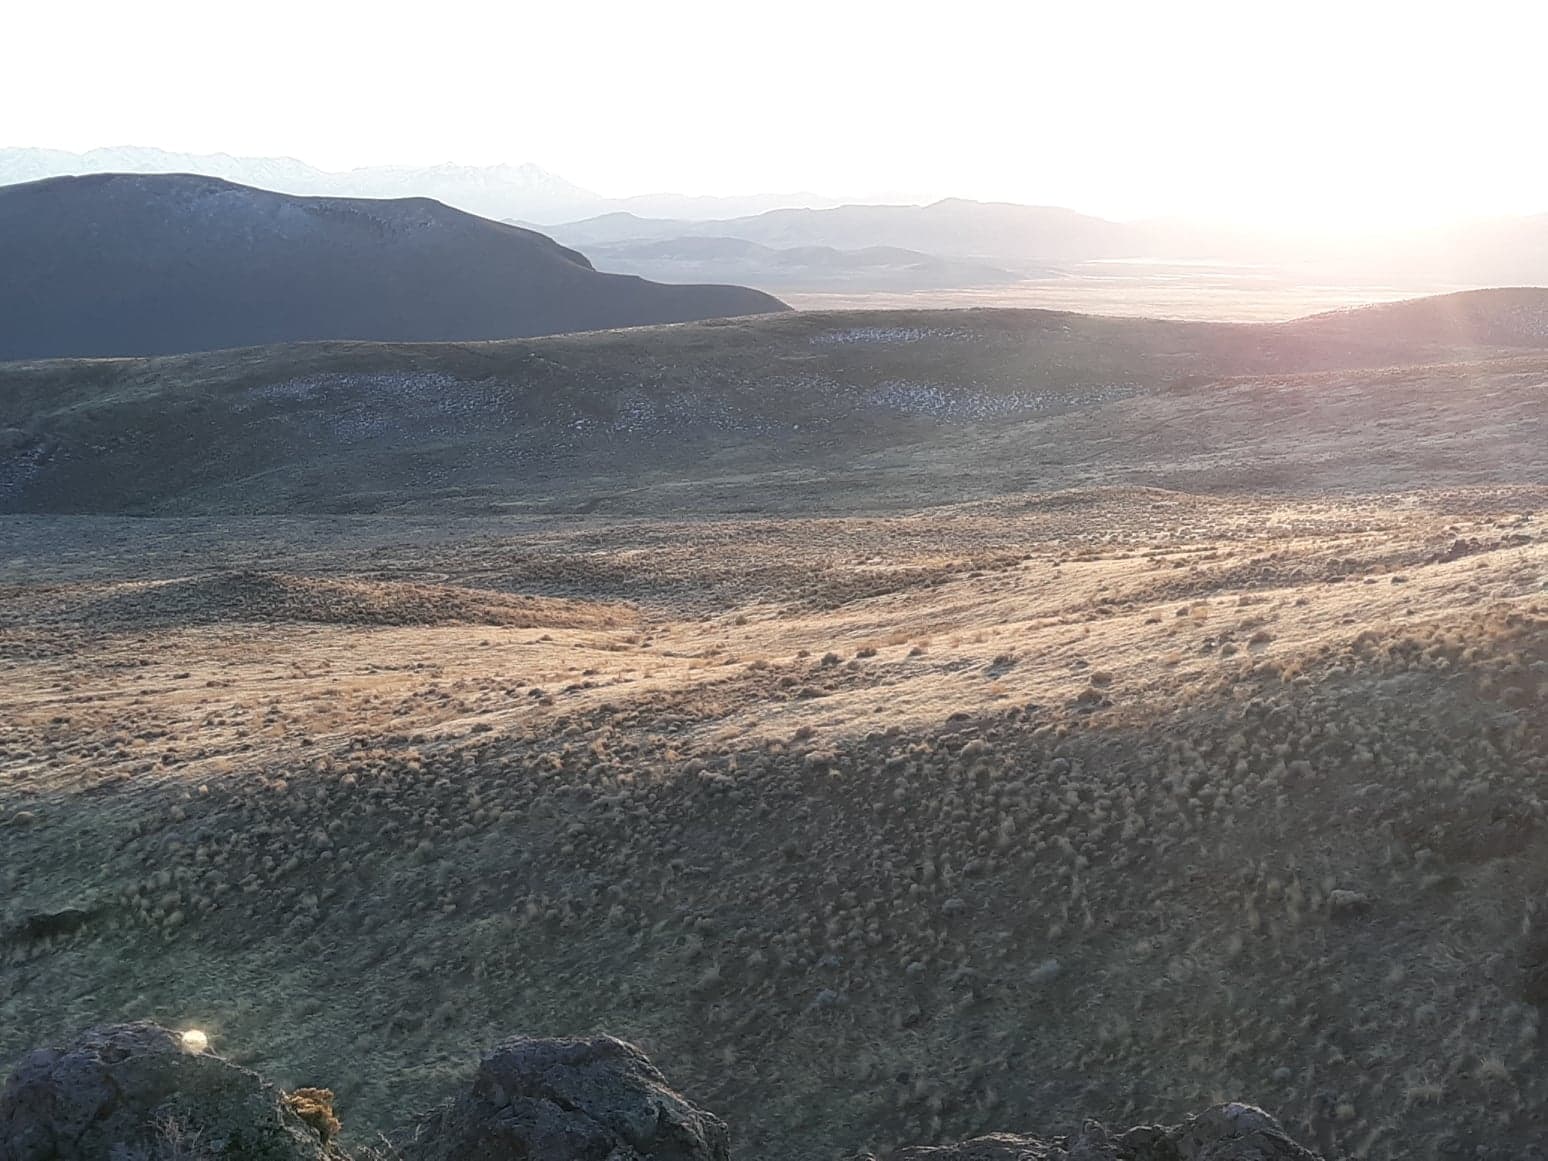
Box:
0, 1022, 338, 1160
875, 1102, 1320, 1161
398, 1033, 731, 1161
0, 1023, 1322, 1161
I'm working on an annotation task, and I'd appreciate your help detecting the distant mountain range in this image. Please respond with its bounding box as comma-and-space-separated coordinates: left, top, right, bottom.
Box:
4, 146, 1545, 301
537, 203, 1548, 293
538, 201, 1125, 262
523, 203, 1125, 289
0, 174, 787, 360
0, 147, 844, 224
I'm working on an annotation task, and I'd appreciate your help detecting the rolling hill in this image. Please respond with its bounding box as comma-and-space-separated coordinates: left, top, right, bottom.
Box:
0, 174, 788, 360
2, 289, 1545, 516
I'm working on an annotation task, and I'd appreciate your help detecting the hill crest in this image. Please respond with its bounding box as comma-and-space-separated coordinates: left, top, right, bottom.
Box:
3, 288, 1545, 516
0, 173, 788, 360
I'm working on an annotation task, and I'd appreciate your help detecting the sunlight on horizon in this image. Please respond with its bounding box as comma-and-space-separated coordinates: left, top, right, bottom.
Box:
8, 0, 1547, 229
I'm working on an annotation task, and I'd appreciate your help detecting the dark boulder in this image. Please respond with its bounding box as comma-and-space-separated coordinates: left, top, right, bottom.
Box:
2, 1022, 1320, 1161
0, 1022, 338, 1160
8, 906, 96, 945
400, 1034, 729, 1161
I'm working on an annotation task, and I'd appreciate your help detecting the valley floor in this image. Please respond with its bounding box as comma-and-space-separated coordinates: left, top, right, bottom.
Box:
779, 269, 1472, 322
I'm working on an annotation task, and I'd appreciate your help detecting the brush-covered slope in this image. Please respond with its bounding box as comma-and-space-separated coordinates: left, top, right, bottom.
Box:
0, 174, 788, 360
2, 289, 1547, 516
3, 492, 1546, 1160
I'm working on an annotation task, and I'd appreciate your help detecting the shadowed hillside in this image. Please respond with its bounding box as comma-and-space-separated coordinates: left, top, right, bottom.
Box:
1, 289, 1546, 515
0, 174, 788, 360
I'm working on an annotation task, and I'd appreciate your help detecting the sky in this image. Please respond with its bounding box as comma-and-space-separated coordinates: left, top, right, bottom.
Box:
8, 0, 1547, 227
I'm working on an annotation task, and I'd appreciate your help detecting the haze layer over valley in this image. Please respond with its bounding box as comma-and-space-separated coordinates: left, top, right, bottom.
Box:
537, 202, 1545, 318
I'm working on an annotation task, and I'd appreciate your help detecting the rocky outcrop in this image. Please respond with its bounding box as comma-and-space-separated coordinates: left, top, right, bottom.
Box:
398, 1034, 730, 1161
0, 1022, 338, 1160
873, 1102, 1320, 1161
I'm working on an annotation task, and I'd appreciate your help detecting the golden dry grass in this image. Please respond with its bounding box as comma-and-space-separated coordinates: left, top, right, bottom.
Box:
2, 482, 1547, 1159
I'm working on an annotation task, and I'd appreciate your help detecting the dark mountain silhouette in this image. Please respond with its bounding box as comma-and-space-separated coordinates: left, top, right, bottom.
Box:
0, 146, 604, 222
0, 174, 788, 360
0, 146, 847, 222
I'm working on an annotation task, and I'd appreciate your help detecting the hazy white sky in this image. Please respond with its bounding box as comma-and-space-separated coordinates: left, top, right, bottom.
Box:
9, 0, 1546, 225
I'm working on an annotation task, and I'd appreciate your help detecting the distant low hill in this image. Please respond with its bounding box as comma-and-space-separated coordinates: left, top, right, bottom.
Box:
579, 235, 1030, 291
0, 174, 788, 360
531, 201, 1122, 292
